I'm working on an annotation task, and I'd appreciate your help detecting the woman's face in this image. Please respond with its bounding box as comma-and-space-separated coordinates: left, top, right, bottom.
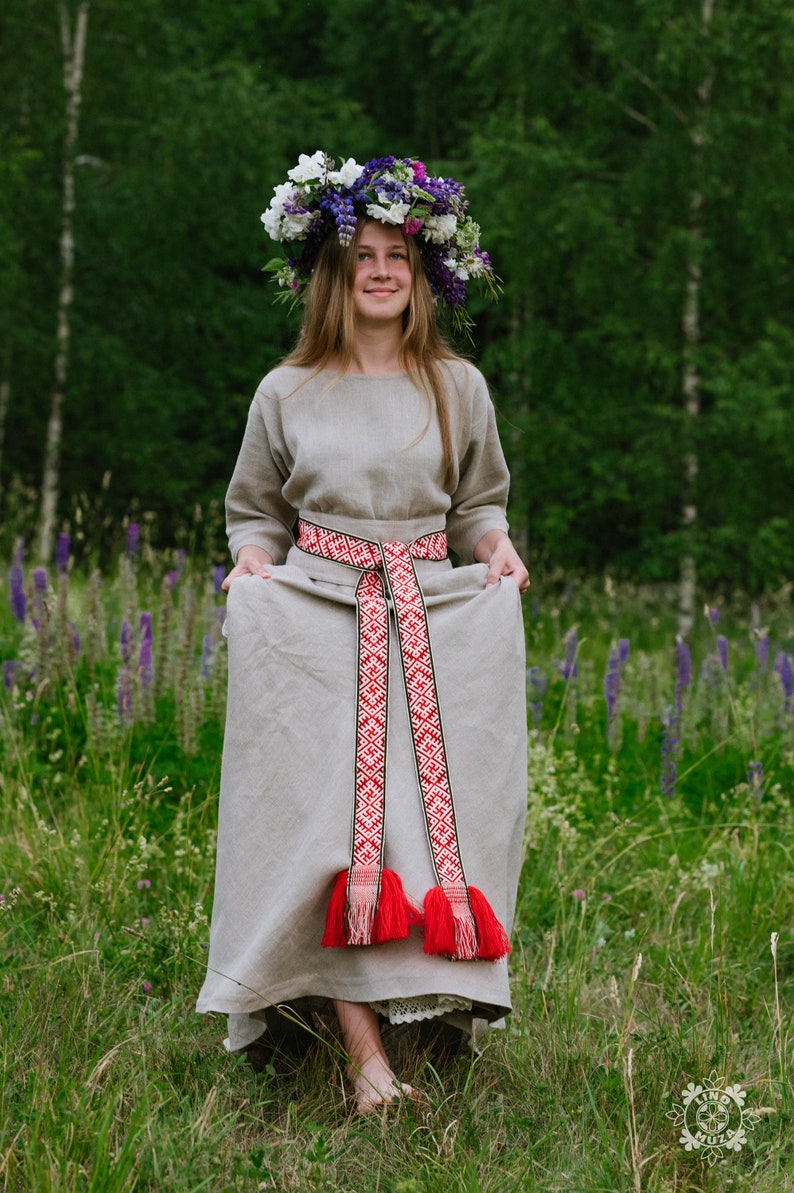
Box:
352, 221, 412, 326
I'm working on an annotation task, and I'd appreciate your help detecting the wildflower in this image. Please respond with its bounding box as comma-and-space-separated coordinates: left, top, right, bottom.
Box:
555, 627, 579, 681
116, 668, 133, 723
141, 917, 150, 927
137, 879, 152, 890
55, 532, 70, 573
774, 652, 794, 707
142, 980, 153, 995
748, 760, 763, 793
716, 635, 728, 672
754, 631, 769, 672
3, 660, 21, 690
126, 522, 140, 557
33, 568, 48, 594
120, 619, 134, 666
526, 666, 547, 725
138, 613, 154, 690
165, 570, 179, 590
9, 566, 25, 623
201, 634, 215, 680
13, 537, 24, 565
573, 889, 585, 901
707, 606, 720, 627
212, 565, 226, 594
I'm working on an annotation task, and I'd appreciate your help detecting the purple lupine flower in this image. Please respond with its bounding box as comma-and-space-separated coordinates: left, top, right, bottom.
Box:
13, 538, 24, 566
165, 570, 179, 590
618, 638, 630, 665
120, 619, 134, 666
660, 706, 677, 798
55, 532, 70, 573
555, 628, 579, 681
3, 660, 20, 690
213, 565, 226, 594
526, 666, 547, 726
716, 635, 728, 673
9, 566, 26, 623
116, 668, 133, 722
755, 633, 769, 673
774, 652, 794, 705
748, 760, 763, 793
33, 568, 47, 594
707, 607, 720, 627
201, 634, 215, 680
138, 612, 154, 690
126, 523, 140, 558
604, 646, 621, 724
71, 629, 81, 660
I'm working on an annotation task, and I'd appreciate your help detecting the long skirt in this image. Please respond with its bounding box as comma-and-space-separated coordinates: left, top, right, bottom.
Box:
196, 543, 527, 1047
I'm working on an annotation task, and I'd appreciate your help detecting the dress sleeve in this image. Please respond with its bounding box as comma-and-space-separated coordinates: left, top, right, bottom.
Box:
225, 388, 297, 564
445, 367, 511, 561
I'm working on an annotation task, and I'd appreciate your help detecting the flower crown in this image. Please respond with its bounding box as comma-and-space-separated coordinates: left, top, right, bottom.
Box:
261, 151, 499, 331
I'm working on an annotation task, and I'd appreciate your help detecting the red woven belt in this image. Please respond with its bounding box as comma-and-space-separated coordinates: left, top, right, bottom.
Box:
296, 518, 510, 962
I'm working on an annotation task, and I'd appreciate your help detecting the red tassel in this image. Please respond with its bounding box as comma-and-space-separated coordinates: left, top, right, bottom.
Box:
422, 884, 457, 957
468, 886, 511, 961
321, 870, 350, 948
371, 868, 421, 943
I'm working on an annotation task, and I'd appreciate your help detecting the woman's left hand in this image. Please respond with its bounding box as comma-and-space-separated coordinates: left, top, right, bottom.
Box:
474, 530, 530, 594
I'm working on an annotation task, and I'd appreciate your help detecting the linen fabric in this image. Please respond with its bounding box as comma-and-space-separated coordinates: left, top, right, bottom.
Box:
195, 361, 528, 1037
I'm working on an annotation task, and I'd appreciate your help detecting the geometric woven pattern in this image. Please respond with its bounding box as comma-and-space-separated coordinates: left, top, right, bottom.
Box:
297, 519, 479, 954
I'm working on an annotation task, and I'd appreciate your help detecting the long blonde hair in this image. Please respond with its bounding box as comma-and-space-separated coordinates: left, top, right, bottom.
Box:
282, 221, 463, 490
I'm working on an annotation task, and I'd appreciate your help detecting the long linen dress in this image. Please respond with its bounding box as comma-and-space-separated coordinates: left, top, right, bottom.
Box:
196, 359, 527, 1050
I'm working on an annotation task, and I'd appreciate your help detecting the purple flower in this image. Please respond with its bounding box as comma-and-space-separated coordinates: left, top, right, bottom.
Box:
526, 666, 547, 725
71, 629, 81, 660
138, 613, 154, 690
213, 565, 226, 594
165, 570, 179, 590
573, 889, 586, 901
13, 538, 25, 566
748, 760, 763, 793
604, 647, 621, 724
755, 633, 769, 672
618, 639, 630, 665
774, 652, 794, 702
137, 878, 151, 890
201, 634, 215, 680
120, 619, 134, 666
3, 660, 20, 690
716, 635, 728, 673
142, 980, 153, 995
555, 628, 579, 681
707, 607, 720, 627
9, 566, 25, 623
660, 706, 677, 798
116, 668, 133, 722
33, 568, 48, 594
126, 523, 140, 558
55, 532, 70, 573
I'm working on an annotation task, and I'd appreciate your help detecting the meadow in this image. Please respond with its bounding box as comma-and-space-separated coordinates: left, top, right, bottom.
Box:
1, 532, 793, 1192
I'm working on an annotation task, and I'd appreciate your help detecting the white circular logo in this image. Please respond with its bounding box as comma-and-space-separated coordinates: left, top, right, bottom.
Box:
667, 1070, 760, 1165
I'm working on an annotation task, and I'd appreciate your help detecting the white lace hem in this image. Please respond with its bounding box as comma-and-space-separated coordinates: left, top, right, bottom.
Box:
370, 993, 472, 1025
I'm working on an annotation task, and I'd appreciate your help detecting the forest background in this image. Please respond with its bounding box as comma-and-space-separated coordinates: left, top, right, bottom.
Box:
1, 0, 793, 595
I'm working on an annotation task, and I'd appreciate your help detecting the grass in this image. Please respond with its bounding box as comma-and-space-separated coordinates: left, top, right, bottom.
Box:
1, 548, 794, 1191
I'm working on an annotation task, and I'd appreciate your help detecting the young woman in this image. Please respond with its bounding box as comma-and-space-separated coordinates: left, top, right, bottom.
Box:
196, 153, 529, 1114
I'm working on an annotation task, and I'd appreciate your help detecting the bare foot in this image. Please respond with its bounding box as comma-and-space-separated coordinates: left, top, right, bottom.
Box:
347, 1054, 418, 1115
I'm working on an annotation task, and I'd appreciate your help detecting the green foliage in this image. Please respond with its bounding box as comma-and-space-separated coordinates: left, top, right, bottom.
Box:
1, 1, 794, 582
2, 548, 794, 1188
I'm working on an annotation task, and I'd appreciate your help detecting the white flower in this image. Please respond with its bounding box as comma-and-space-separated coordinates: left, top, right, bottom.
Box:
287, 150, 327, 183
422, 213, 458, 243
366, 201, 411, 225
280, 210, 317, 240
328, 157, 364, 187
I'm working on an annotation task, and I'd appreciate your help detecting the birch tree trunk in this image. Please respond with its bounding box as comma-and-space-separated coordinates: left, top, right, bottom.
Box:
37, 2, 89, 564
678, 0, 714, 636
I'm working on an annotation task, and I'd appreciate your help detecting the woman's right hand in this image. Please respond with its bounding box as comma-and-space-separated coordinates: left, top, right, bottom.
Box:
221, 546, 274, 592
